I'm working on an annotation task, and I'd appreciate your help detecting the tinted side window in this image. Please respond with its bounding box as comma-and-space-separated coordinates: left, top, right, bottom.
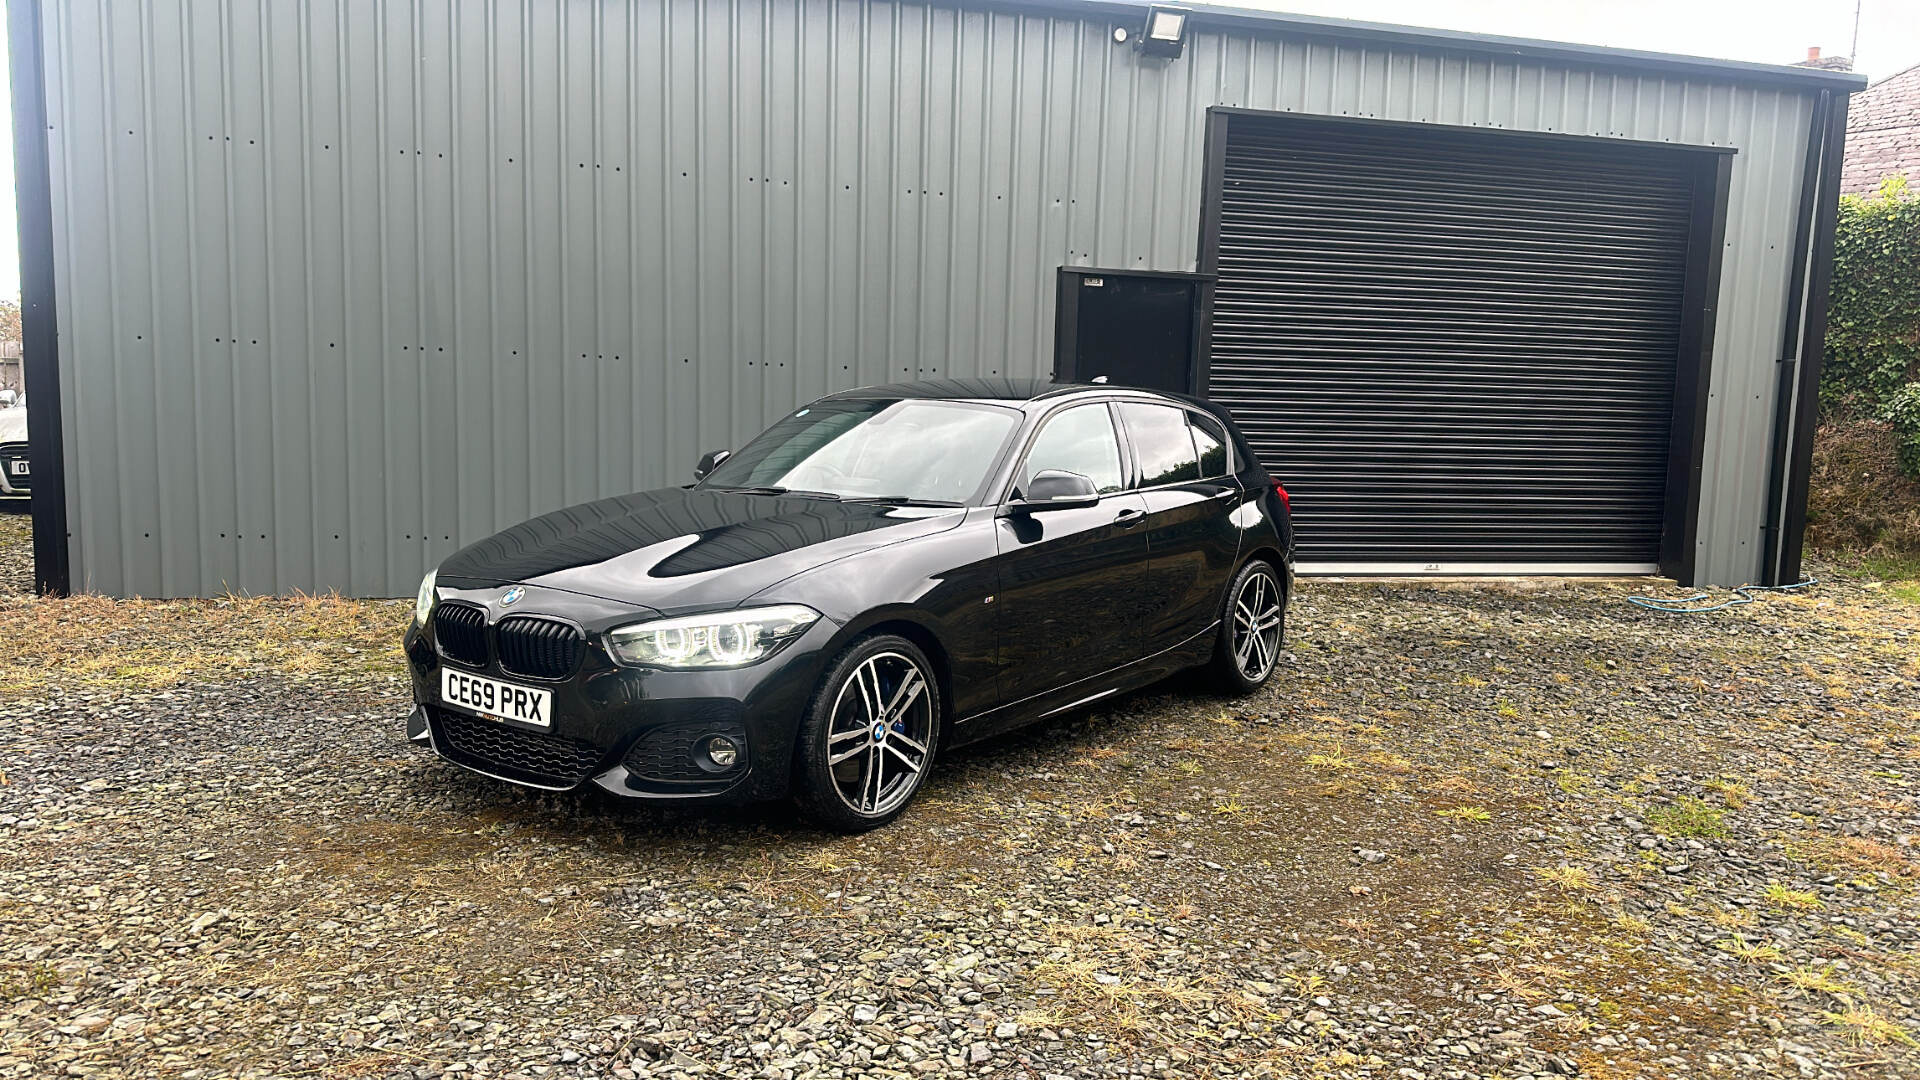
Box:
1019, 404, 1123, 495
1189, 411, 1229, 479
1119, 403, 1200, 487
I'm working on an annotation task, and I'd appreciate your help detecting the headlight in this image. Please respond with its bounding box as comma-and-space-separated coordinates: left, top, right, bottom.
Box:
606, 604, 821, 669
415, 569, 437, 626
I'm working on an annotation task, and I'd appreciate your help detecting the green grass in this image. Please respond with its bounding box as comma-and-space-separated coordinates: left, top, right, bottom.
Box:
1646, 796, 1729, 839
1833, 551, 1920, 584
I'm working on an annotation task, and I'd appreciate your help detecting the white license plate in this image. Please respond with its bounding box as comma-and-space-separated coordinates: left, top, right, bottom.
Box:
440, 668, 552, 729
8, 461, 25, 476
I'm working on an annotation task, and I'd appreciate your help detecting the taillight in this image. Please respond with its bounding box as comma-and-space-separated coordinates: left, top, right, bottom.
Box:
1272, 481, 1291, 514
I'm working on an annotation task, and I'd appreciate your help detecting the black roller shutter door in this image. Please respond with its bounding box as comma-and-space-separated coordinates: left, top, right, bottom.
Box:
1206, 115, 1694, 567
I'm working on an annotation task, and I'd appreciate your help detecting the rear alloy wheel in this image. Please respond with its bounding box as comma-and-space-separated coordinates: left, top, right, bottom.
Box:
795, 635, 940, 832
1207, 559, 1285, 694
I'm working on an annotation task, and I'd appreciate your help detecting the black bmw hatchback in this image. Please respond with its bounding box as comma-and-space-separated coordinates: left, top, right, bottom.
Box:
404, 379, 1293, 831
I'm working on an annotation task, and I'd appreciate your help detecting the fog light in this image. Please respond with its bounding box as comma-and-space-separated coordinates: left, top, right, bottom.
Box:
706, 736, 739, 769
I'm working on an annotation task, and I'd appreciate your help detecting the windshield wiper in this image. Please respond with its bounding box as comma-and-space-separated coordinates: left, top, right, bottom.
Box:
711, 485, 842, 500
844, 495, 965, 507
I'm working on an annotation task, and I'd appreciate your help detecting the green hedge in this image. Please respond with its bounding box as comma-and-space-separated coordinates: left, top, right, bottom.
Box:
1822, 176, 1920, 409
1887, 383, 1920, 479
1823, 176, 1920, 476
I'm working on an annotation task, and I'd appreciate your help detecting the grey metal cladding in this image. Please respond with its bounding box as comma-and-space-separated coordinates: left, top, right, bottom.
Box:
40, 0, 1822, 596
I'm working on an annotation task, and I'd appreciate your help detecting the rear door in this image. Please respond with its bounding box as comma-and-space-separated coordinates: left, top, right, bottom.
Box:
993, 403, 1150, 703
1116, 402, 1243, 655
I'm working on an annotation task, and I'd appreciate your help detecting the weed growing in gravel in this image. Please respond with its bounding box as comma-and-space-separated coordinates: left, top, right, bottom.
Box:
1717, 938, 1784, 965
1763, 883, 1823, 911
1779, 965, 1857, 1000
1212, 797, 1253, 818
1709, 907, 1758, 929
1282, 971, 1327, 995
1608, 909, 1652, 935
1816, 836, 1916, 878
1553, 772, 1593, 797
1487, 966, 1551, 1002
1645, 796, 1730, 839
0, 962, 57, 1002
1534, 865, 1595, 893
1304, 750, 1354, 770
1824, 1005, 1917, 1047
1701, 777, 1754, 808
1434, 805, 1492, 823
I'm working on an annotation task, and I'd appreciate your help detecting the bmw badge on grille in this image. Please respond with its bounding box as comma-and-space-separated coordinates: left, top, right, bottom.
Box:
500, 586, 525, 607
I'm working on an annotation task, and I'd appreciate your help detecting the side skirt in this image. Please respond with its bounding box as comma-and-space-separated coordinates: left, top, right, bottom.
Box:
948, 623, 1219, 748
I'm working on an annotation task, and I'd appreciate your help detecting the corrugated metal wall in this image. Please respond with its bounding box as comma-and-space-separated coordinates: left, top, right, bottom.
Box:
40, 0, 1818, 596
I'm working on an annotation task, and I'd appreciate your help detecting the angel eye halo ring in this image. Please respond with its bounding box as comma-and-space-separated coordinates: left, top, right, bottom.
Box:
605, 605, 822, 669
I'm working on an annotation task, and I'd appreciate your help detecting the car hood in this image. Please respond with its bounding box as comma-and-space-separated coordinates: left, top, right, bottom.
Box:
437, 487, 965, 611
0, 407, 25, 444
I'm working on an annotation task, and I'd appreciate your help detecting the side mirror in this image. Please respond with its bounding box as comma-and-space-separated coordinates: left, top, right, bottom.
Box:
693, 449, 732, 482
1009, 469, 1101, 513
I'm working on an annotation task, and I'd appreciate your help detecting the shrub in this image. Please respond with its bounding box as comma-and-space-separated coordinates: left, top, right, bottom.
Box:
1885, 383, 1920, 478
1822, 176, 1920, 415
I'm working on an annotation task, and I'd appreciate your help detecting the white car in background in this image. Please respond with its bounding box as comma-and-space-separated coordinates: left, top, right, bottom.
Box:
0, 395, 27, 500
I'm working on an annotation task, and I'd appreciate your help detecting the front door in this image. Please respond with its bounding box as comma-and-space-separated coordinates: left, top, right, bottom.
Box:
992, 402, 1148, 704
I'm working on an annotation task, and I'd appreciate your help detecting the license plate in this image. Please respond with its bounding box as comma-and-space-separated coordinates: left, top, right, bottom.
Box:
440, 668, 552, 728
8, 461, 25, 476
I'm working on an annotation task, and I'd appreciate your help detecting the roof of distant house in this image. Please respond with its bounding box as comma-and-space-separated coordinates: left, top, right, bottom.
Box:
1843, 62, 1920, 197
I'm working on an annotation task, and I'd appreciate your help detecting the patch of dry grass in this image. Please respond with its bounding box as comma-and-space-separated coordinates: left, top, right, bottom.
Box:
1644, 796, 1729, 839
1795, 836, 1918, 880
1021, 920, 1287, 1066
1807, 417, 1920, 564
1534, 865, 1596, 893
1824, 1004, 1917, 1047
0, 591, 407, 698
1763, 883, 1823, 911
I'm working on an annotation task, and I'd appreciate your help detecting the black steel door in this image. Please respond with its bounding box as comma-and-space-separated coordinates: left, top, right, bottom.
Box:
1204, 114, 1696, 568
1054, 269, 1204, 394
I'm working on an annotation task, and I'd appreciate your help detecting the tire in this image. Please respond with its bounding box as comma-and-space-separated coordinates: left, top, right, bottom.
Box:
793, 634, 942, 833
1205, 558, 1286, 695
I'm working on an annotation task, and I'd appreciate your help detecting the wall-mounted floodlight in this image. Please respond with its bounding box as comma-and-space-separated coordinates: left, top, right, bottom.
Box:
1137, 6, 1189, 58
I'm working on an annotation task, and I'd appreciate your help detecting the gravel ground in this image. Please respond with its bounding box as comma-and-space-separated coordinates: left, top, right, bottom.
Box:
2, 532, 1917, 1079
0, 514, 31, 596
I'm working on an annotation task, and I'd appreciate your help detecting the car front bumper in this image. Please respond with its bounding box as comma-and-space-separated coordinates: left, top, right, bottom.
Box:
0, 442, 29, 499
403, 592, 841, 804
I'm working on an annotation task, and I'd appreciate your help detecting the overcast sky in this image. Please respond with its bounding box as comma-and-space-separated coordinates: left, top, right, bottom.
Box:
0, 0, 1914, 302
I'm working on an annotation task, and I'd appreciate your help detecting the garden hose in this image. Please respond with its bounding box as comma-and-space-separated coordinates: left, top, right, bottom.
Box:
1625, 578, 1819, 614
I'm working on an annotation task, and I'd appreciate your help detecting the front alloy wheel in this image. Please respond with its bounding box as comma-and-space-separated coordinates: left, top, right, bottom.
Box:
1209, 560, 1285, 694
795, 635, 940, 831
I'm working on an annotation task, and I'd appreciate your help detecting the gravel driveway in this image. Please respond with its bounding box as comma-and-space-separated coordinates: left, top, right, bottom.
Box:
2, 530, 1917, 1079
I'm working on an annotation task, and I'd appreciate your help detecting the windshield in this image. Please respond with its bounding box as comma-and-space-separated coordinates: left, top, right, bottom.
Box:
700, 398, 1020, 504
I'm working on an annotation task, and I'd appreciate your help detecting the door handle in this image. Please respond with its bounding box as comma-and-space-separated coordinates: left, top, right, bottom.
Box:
1210, 489, 1238, 501
1114, 508, 1146, 529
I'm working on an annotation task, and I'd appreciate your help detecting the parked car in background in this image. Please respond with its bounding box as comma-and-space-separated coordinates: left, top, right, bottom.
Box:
0, 395, 27, 501
403, 379, 1293, 830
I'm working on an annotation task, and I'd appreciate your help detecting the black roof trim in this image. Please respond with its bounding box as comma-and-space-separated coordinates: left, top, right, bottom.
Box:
824, 377, 1067, 402
997, 0, 1867, 93
822, 378, 1199, 406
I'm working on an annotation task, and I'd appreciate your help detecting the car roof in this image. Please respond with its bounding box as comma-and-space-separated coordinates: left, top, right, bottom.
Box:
819, 377, 1192, 408
820, 377, 1067, 403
